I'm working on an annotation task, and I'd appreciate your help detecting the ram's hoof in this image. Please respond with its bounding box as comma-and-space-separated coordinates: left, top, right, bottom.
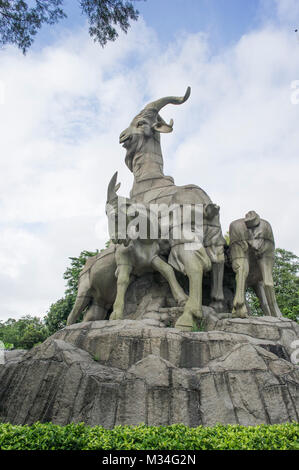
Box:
232, 306, 248, 319
175, 313, 194, 332
110, 311, 123, 321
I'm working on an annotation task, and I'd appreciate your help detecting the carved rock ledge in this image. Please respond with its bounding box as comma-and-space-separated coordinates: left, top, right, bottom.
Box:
0, 313, 298, 428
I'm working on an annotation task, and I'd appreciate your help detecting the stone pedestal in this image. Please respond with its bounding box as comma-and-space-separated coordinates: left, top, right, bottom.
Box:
0, 313, 298, 428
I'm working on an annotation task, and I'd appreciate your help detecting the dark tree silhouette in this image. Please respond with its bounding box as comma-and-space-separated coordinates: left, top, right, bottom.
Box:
0, 0, 141, 54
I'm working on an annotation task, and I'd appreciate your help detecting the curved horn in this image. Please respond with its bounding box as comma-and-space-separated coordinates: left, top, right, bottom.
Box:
107, 172, 121, 203
144, 86, 191, 112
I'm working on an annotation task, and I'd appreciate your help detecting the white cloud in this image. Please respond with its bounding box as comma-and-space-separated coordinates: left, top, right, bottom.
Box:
274, 0, 299, 24
0, 10, 298, 321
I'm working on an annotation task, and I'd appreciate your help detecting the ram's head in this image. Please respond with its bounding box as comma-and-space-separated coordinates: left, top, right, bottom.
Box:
120, 87, 191, 171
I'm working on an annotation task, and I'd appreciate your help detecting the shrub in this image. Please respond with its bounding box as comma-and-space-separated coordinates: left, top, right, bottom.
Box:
0, 422, 298, 450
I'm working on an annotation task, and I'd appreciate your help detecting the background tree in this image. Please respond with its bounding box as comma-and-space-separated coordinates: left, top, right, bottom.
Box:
0, 249, 99, 347
63, 249, 99, 297
44, 249, 99, 335
0, 315, 48, 349
0, 0, 141, 54
44, 295, 76, 336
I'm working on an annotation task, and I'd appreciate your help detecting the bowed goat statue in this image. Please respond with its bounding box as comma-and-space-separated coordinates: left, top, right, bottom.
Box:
229, 211, 282, 318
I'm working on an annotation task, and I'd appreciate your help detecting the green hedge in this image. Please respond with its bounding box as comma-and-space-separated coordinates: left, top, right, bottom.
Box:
0, 422, 298, 450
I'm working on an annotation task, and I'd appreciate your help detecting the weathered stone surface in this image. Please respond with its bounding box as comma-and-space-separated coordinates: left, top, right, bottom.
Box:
4, 349, 27, 363
50, 319, 290, 369
123, 272, 234, 321
0, 316, 298, 428
203, 314, 299, 359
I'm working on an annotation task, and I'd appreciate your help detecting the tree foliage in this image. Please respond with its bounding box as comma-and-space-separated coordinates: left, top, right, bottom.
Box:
80, 0, 139, 47
0, 0, 141, 54
0, 315, 48, 349
0, 0, 66, 53
44, 249, 99, 335
63, 249, 99, 298
43, 294, 76, 336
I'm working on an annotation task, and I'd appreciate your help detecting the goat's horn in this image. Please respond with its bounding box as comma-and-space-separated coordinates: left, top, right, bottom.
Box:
107, 172, 121, 203
144, 87, 191, 112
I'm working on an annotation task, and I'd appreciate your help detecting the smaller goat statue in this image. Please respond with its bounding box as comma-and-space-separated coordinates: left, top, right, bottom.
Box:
106, 172, 188, 320
229, 210, 282, 318
107, 173, 214, 330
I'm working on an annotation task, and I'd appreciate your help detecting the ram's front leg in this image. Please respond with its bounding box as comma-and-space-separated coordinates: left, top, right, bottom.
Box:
151, 256, 187, 306
178, 267, 204, 327
173, 247, 210, 332
210, 258, 225, 313
110, 264, 133, 320
232, 256, 249, 318
258, 255, 282, 318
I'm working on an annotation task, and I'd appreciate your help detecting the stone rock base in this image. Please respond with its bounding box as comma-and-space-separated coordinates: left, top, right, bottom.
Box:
0, 314, 298, 427
123, 270, 235, 318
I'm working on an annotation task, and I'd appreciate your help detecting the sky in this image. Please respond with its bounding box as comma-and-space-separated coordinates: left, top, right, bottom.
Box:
0, 0, 298, 321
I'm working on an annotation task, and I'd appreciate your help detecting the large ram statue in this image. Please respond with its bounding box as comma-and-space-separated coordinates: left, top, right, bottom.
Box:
119, 87, 227, 313
229, 210, 282, 318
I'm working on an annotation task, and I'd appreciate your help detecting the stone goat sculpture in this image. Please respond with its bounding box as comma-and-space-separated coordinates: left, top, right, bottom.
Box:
229, 211, 282, 318
119, 87, 227, 314
66, 244, 117, 325
105, 172, 188, 320
106, 173, 213, 329
66, 173, 188, 326
67, 88, 227, 329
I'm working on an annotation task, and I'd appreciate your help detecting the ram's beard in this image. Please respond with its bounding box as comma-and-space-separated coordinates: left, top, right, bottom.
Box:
124, 135, 143, 172
125, 151, 134, 172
